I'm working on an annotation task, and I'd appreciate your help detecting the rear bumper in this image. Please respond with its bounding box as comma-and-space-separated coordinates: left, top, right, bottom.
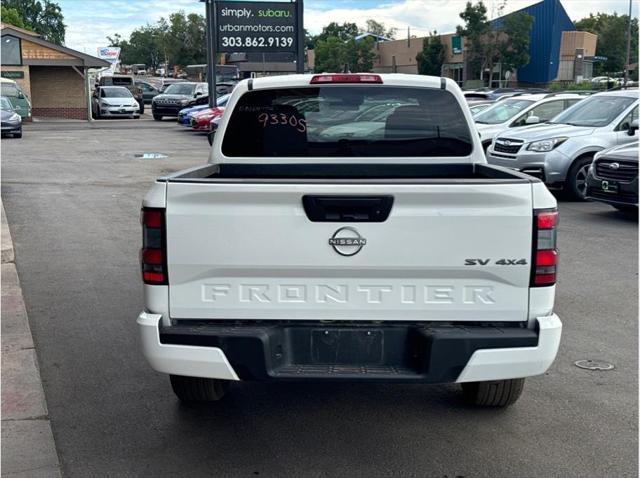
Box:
137, 313, 562, 383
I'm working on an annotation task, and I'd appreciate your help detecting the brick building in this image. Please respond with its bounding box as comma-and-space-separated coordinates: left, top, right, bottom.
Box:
0, 24, 109, 120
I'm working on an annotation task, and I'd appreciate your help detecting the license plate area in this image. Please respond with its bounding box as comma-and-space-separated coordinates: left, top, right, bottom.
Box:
601, 180, 619, 193
311, 329, 384, 364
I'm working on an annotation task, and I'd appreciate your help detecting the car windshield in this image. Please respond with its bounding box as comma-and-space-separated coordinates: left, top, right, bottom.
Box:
549, 95, 637, 127
164, 83, 196, 95
222, 86, 473, 157
0, 97, 13, 110
0, 83, 20, 97
474, 99, 535, 124
102, 87, 132, 98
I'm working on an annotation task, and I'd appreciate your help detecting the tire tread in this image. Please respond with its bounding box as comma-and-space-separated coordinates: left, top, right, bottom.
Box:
462, 378, 525, 407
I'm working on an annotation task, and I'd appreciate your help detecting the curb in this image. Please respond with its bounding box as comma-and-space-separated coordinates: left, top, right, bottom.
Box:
1, 201, 62, 477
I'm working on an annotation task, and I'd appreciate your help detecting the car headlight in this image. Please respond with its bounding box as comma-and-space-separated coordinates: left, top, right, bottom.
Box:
9, 113, 20, 122
526, 137, 568, 152
180, 99, 190, 106
100, 101, 109, 107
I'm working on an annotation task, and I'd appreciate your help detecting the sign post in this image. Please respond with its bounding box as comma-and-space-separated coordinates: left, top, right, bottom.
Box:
205, 0, 303, 107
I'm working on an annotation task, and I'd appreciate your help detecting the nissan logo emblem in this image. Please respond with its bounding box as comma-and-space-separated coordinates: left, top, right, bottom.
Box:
328, 227, 367, 256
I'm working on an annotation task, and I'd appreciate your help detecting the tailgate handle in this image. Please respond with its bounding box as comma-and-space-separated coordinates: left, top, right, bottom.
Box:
302, 195, 394, 222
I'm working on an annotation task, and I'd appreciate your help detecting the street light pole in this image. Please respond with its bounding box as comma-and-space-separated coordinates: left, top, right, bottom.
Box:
624, 0, 632, 86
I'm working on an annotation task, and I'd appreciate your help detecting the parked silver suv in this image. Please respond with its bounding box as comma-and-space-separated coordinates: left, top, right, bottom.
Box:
486, 90, 639, 199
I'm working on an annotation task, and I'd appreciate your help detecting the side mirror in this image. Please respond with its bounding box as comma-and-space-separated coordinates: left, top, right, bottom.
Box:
17, 92, 24, 99
195, 91, 203, 97
525, 115, 540, 125
628, 119, 639, 136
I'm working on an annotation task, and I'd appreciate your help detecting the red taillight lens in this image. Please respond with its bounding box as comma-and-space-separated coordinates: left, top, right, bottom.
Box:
532, 208, 558, 287
142, 209, 162, 228
310, 74, 383, 84
537, 210, 558, 229
536, 250, 557, 267
140, 207, 167, 285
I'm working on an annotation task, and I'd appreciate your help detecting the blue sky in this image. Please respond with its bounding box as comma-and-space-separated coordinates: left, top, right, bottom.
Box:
58, 0, 638, 55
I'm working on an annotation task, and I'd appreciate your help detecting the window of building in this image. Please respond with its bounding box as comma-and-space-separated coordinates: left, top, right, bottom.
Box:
451, 36, 462, 54
1, 35, 22, 66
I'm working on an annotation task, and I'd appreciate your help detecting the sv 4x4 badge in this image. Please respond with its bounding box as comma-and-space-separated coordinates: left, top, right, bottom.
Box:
465, 258, 528, 265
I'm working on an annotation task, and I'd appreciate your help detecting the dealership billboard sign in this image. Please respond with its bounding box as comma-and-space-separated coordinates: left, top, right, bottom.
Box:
215, 1, 297, 53
97, 47, 121, 63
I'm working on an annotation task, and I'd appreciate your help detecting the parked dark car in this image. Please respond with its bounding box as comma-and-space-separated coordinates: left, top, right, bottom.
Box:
137, 81, 160, 103
151, 82, 208, 120
0, 96, 22, 138
586, 140, 639, 211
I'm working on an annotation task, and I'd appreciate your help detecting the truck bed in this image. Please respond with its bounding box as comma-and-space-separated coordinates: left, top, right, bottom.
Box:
159, 162, 540, 184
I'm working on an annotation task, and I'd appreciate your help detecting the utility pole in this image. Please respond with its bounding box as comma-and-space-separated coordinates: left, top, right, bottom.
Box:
204, 0, 217, 107
296, 0, 304, 74
624, 0, 633, 86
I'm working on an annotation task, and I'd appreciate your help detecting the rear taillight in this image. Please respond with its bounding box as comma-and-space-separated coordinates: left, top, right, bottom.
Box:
310, 74, 383, 84
140, 208, 167, 285
531, 209, 558, 287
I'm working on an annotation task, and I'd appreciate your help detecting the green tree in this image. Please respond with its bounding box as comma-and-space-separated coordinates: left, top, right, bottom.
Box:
315, 22, 359, 43
108, 11, 206, 70
363, 19, 397, 39
2, 0, 65, 44
457, 1, 533, 85
1, 5, 27, 29
456, 1, 490, 80
575, 13, 639, 76
314, 35, 376, 73
416, 31, 445, 76
351, 36, 377, 72
497, 12, 534, 79
314, 36, 348, 72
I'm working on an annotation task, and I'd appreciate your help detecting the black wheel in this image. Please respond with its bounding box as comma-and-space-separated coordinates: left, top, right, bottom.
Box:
13, 130, 22, 138
169, 375, 230, 402
461, 378, 525, 407
153, 114, 162, 121
566, 156, 593, 200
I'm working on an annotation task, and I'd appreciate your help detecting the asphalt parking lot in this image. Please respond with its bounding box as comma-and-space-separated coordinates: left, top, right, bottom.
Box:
1, 119, 637, 477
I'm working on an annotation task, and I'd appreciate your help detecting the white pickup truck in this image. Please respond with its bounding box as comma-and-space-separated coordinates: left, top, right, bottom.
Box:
137, 74, 562, 407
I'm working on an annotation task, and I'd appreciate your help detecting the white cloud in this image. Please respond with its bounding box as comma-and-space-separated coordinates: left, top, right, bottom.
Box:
63, 0, 638, 53
305, 0, 638, 38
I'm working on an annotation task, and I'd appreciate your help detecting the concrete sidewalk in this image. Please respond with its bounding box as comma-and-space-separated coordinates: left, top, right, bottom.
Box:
1, 202, 61, 477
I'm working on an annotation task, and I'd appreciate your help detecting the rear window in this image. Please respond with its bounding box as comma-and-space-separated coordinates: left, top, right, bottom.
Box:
222, 86, 473, 157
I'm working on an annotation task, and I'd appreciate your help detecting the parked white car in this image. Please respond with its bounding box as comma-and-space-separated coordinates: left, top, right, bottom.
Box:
138, 73, 562, 408
475, 93, 587, 150
92, 86, 140, 119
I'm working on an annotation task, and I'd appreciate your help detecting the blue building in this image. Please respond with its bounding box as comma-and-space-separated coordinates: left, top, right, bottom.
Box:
492, 0, 576, 84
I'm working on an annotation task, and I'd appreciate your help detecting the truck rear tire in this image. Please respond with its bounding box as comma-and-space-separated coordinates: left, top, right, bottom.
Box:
461, 378, 525, 407
153, 114, 162, 121
169, 375, 230, 402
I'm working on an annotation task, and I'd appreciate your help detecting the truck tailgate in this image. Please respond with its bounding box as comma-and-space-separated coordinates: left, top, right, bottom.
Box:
166, 182, 533, 322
